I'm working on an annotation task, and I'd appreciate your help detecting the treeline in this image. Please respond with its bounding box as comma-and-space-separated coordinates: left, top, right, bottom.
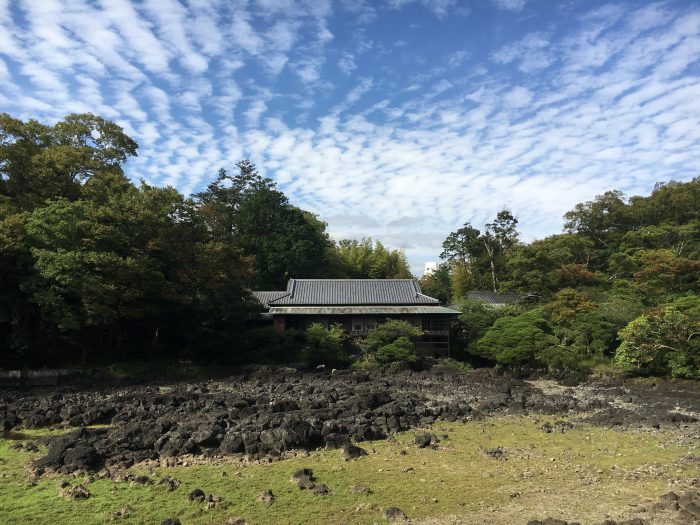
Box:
420, 180, 700, 378
0, 113, 411, 367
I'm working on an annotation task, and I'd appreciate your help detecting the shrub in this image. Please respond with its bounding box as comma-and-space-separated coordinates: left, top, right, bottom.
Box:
374, 336, 416, 364
306, 323, 345, 352
476, 310, 557, 368
361, 319, 423, 364
615, 303, 700, 378
365, 319, 423, 350
302, 323, 348, 365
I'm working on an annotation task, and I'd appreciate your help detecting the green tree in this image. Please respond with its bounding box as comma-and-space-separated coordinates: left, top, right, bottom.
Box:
418, 263, 452, 304
616, 301, 700, 378
364, 319, 423, 363
476, 310, 557, 368
336, 238, 412, 279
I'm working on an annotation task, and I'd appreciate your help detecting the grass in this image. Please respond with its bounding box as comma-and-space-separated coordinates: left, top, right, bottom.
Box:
1, 416, 698, 525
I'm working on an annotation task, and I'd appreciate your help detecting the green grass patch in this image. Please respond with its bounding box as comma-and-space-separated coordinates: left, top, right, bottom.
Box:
1, 416, 698, 525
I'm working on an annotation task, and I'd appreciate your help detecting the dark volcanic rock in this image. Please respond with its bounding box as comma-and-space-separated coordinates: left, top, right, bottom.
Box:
187, 488, 206, 503
343, 443, 368, 460
383, 507, 408, 521
0, 365, 696, 475
414, 432, 437, 448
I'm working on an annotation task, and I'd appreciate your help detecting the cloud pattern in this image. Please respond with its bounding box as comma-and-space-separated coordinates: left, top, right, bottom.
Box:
0, 0, 699, 273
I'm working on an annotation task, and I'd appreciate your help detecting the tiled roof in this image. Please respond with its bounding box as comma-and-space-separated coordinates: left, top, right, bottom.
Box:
269, 305, 459, 315
466, 291, 522, 305
262, 279, 440, 306
251, 291, 289, 308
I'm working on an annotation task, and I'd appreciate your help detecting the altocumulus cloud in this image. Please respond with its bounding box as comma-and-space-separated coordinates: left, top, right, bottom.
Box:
0, 0, 699, 273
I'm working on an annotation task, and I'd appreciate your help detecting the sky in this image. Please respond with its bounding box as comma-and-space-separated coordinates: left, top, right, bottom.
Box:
1, 0, 699, 274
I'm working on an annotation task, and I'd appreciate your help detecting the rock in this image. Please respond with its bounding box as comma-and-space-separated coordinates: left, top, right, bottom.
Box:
257, 489, 275, 504
59, 484, 90, 500
158, 476, 180, 491
130, 475, 151, 485
349, 484, 372, 495
414, 432, 436, 448
482, 447, 506, 459
343, 443, 368, 460
62, 443, 103, 472
311, 483, 329, 496
383, 507, 408, 522
226, 518, 246, 525
188, 488, 206, 503
290, 468, 316, 489
205, 494, 223, 509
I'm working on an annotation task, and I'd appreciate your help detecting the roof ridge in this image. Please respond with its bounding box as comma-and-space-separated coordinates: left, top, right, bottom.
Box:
290, 278, 416, 281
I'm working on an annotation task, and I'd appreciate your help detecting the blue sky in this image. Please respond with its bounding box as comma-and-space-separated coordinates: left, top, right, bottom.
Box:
1, 0, 699, 274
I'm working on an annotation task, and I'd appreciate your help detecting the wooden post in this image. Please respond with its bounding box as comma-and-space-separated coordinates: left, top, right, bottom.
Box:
273, 316, 286, 333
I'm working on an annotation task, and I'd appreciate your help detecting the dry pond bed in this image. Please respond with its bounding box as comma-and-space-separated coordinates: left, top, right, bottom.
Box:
1, 367, 699, 524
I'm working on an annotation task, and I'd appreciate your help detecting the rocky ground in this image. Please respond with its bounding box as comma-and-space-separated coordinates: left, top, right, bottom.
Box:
2, 364, 700, 524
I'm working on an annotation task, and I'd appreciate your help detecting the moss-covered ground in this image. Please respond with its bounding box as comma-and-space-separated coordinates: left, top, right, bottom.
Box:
1, 416, 698, 525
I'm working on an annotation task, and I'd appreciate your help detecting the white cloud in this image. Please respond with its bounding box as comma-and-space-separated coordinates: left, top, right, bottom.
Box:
503, 86, 533, 108
245, 99, 268, 127
1, 0, 698, 272
386, 0, 460, 19
492, 0, 526, 12
492, 32, 553, 73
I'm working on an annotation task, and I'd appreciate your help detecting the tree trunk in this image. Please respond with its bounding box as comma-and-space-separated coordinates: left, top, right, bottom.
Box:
489, 258, 497, 293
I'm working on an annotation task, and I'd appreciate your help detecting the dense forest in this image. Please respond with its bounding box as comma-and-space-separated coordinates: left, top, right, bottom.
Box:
0, 113, 410, 366
420, 178, 700, 378
1, 113, 698, 378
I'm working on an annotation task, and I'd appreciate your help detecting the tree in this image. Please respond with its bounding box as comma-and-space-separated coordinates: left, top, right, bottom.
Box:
483, 209, 519, 292
364, 319, 423, 363
418, 263, 452, 304
476, 310, 556, 368
0, 113, 137, 210
563, 190, 629, 250
616, 301, 700, 378
336, 238, 412, 279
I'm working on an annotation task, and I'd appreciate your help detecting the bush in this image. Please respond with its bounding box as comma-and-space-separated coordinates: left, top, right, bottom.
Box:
302, 323, 348, 365
374, 336, 416, 364
361, 319, 423, 364
476, 310, 557, 368
365, 319, 423, 350
615, 301, 700, 378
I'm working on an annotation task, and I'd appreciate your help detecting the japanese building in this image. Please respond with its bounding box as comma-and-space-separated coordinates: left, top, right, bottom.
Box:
253, 279, 460, 357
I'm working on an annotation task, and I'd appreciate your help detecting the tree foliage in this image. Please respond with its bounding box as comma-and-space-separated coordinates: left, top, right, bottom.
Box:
335, 239, 412, 279
363, 319, 423, 364
615, 298, 700, 378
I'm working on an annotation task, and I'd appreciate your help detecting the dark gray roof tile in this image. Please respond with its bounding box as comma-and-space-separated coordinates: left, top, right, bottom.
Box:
252, 291, 289, 308
261, 279, 440, 306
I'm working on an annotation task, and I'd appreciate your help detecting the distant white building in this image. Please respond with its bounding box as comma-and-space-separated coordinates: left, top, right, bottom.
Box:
424, 261, 438, 276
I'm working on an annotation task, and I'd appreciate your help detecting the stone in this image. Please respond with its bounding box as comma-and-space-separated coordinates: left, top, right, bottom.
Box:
256, 489, 275, 504
343, 443, 368, 460
349, 484, 372, 495
59, 484, 90, 500
188, 488, 206, 503
158, 476, 180, 491
414, 432, 436, 448
383, 507, 408, 522
311, 483, 329, 496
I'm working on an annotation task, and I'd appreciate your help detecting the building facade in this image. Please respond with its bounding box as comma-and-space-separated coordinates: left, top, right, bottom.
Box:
253, 279, 460, 357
